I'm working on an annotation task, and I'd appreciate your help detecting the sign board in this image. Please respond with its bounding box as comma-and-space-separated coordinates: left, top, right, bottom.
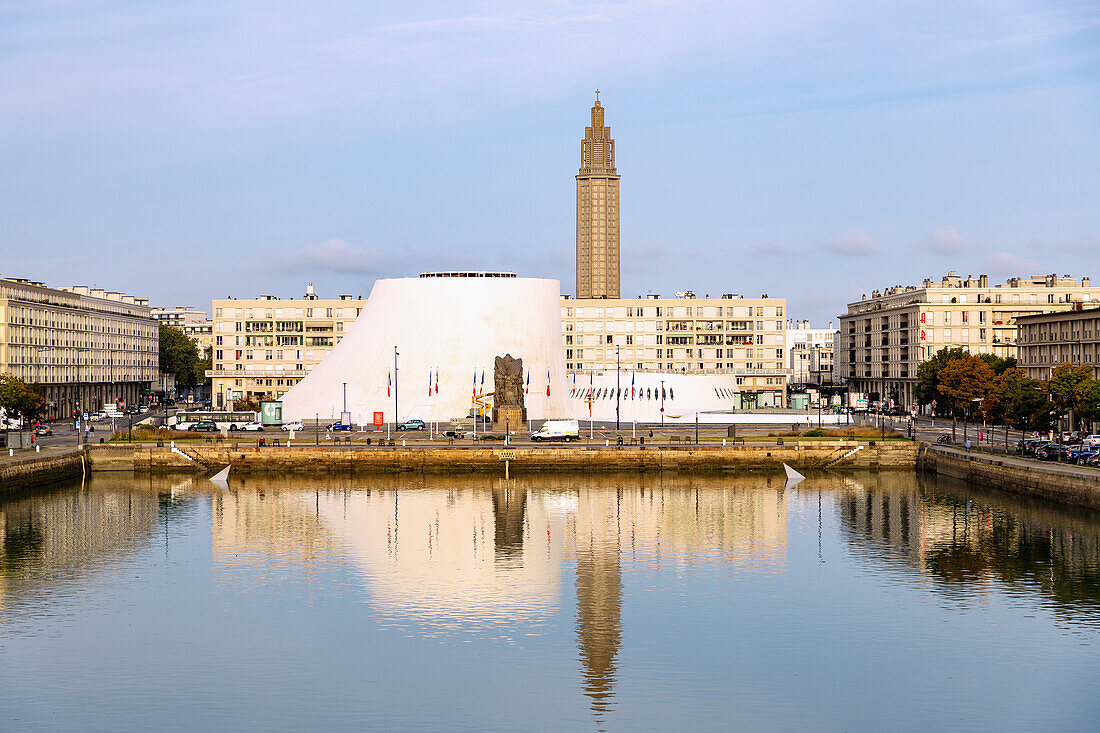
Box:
499, 450, 516, 461
340, 411, 351, 426
260, 400, 283, 425
848, 393, 869, 410
373, 411, 384, 428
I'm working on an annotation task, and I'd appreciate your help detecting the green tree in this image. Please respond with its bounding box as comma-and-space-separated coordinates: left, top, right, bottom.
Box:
938, 355, 996, 443
1047, 363, 1093, 430
978, 353, 1016, 375
915, 347, 969, 412
986, 368, 1052, 436
0, 374, 48, 425
159, 324, 202, 389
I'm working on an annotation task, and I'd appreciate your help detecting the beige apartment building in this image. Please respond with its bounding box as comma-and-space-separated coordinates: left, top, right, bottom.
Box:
151, 306, 213, 355
561, 292, 789, 404
207, 284, 363, 408
838, 273, 1100, 409
1016, 306, 1100, 381
0, 277, 158, 419
576, 93, 620, 299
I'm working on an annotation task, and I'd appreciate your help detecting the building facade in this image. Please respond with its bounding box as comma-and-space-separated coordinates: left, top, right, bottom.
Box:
576, 93, 620, 299
561, 293, 789, 408
838, 273, 1100, 408
151, 306, 213, 355
0, 277, 158, 418
206, 284, 364, 408
786, 320, 837, 387
1016, 306, 1100, 381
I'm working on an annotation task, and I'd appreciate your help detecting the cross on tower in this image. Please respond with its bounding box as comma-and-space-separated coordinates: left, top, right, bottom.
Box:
595, 89, 600, 102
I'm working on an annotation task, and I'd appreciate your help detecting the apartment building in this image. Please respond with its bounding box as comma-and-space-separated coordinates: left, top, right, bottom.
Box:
838, 273, 1100, 409
151, 306, 213, 355
207, 284, 363, 408
786, 320, 837, 387
1016, 306, 1100, 381
561, 292, 789, 407
0, 277, 158, 418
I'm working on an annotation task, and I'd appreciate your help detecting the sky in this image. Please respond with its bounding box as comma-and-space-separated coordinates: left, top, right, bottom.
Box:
2, 0, 1098, 323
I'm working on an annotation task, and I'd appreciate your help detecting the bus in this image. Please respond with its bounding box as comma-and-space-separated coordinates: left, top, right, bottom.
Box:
169, 410, 258, 431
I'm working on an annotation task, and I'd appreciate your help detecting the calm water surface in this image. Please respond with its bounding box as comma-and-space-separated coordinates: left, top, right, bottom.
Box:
1, 470, 1098, 732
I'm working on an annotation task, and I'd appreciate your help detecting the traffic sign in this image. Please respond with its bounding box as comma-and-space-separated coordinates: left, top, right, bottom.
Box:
373, 411, 384, 427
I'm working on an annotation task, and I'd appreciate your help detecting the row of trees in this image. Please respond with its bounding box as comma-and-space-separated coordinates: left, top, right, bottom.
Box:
916, 347, 1100, 441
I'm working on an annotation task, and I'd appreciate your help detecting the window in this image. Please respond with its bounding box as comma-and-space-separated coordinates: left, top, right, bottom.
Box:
606, 335, 613, 344
626, 335, 633, 345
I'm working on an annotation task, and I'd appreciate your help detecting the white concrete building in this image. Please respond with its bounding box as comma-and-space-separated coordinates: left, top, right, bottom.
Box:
280, 273, 572, 424
785, 320, 837, 387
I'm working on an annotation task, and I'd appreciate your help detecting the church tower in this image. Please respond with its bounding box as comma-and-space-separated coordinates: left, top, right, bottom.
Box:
576, 92, 620, 299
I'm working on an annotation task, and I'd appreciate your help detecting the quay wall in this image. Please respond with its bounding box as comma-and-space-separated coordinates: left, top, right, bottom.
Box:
917, 444, 1100, 510
85, 441, 918, 475
0, 450, 83, 493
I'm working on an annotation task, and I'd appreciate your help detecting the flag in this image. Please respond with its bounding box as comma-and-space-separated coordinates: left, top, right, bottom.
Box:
480, 369, 485, 395
428, 370, 432, 397
472, 370, 477, 398
525, 371, 530, 394
546, 369, 551, 397
631, 371, 635, 398
387, 372, 391, 397
571, 372, 576, 396
435, 369, 439, 394
588, 372, 593, 416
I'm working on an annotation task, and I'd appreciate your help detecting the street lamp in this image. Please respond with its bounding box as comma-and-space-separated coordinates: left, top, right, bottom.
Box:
393, 346, 399, 430
615, 345, 621, 431
660, 379, 665, 427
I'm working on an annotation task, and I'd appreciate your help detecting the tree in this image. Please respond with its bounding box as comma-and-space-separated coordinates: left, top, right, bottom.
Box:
938, 355, 996, 443
986, 368, 1052, 441
915, 347, 969, 411
0, 374, 48, 425
159, 324, 202, 389
1047, 363, 1093, 430
978, 353, 1016, 375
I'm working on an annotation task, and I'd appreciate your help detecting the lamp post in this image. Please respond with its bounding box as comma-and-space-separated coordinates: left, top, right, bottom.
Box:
393, 346, 399, 430
660, 379, 665, 427
615, 345, 621, 432
342, 382, 347, 414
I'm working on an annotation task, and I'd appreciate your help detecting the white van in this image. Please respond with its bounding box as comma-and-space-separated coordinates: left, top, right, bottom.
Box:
531, 419, 580, 442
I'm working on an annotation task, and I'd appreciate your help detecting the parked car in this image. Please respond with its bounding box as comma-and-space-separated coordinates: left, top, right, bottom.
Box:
1072, 448, 1098, 465
34, 425, 53, 436
1086, 452, 1100, 467
126, 406, 141, 415
239, 422, 265, 431
1060, 431, 1082, 444
326, 421, 353, 432
281, 421, 304, 432
397, 419, 426, 431
531, 419, 581, 442
190, 421, 217, 432
1081, 434, 1100, 447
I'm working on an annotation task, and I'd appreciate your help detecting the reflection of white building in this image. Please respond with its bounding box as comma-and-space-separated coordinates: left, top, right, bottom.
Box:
280, 273, 572, 424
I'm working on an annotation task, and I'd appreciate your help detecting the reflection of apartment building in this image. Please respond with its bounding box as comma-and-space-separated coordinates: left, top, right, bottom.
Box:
206, 284, 363, 407
0, 277, 158, 418
1016, 306, 1100, 381
561, 293, 790, 400
786, 320, 837, 387
838, 273, 1100, 408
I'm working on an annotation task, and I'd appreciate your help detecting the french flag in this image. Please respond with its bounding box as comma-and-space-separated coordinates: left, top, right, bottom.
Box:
428, 370, 432, 397
546, 369, 551, 397
387, 372, 391, 397
631, 371, 635, 398
435, 369, 439, 394
525, 371, 530, 394
480, 369, 485, 395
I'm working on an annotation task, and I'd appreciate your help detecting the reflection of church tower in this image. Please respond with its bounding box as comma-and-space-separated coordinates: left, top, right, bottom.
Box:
491, 484, 527, 562
574, 491, 623, 725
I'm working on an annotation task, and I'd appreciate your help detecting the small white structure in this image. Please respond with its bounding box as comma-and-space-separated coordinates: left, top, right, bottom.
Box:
280, 273, 572, 424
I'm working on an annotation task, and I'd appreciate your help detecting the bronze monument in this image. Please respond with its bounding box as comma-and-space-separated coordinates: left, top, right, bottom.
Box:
492, 354, 527, 432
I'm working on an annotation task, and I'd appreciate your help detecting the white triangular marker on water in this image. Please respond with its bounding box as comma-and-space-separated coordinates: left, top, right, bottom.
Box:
210, 464, 231, 487
783, 463, 805, 487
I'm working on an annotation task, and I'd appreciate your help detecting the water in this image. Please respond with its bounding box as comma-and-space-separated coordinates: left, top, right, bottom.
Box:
1, 470, 1098, 732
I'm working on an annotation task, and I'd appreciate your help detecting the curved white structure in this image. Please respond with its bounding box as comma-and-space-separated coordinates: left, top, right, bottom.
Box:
281, 275, 572, 424
569, 370, 847, 425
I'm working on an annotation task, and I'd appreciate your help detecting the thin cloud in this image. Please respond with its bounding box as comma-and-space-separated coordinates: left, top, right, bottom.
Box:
984, 251, 1040, 275
822, 230, 881, 256
751, 241, 798, 256
927, 225, 971, 255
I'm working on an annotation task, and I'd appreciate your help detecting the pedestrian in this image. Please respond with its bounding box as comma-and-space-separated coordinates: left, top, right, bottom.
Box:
965, 437, 971, 453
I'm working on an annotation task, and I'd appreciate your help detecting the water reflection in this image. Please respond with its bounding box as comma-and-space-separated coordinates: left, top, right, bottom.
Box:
0, 470, 1098, 730
837, 474, 1100, 616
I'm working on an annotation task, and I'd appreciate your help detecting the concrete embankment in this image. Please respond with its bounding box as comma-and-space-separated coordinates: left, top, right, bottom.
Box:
918, 444, 1100, 510
84, 440, 917, 475
0, 449, 83, 492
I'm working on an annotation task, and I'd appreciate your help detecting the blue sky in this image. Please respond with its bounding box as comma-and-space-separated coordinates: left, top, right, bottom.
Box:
2, 0, 1098, 322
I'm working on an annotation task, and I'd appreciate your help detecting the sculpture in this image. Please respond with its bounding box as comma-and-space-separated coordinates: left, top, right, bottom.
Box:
492, 354, 526, 428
